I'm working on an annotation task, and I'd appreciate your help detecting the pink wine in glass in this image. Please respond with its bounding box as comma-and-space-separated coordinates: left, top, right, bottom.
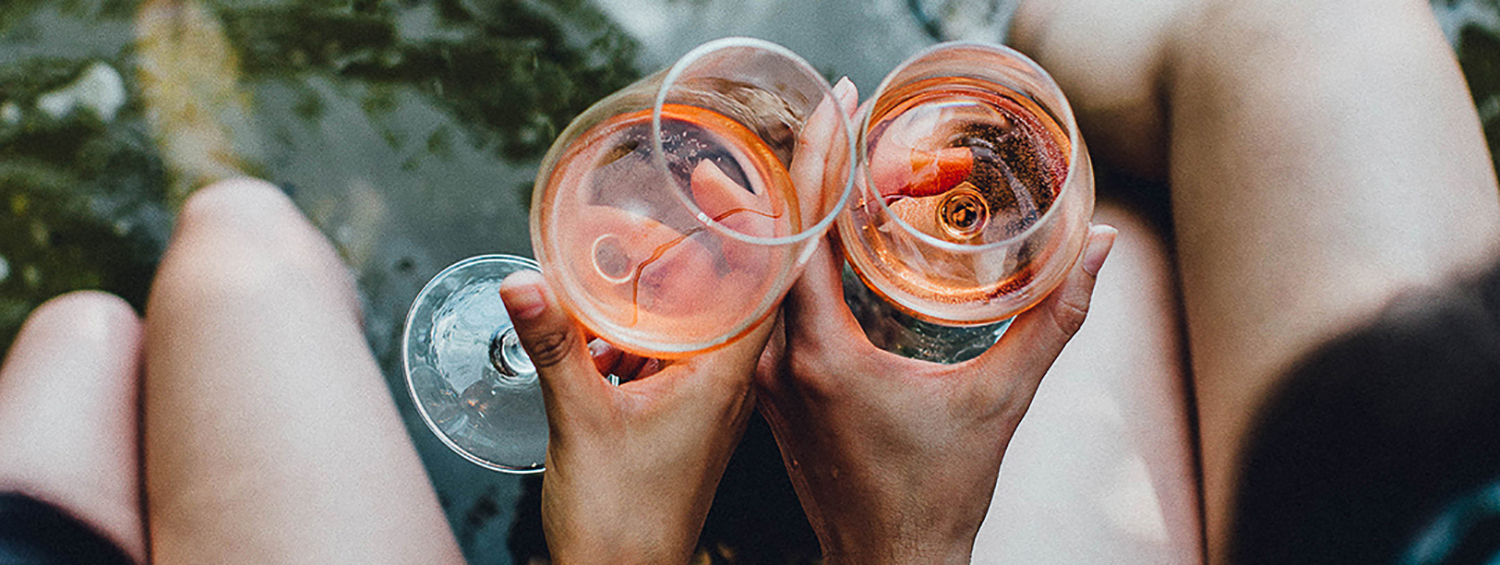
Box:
849, 76, 1072, 321
538, 104, 802, 357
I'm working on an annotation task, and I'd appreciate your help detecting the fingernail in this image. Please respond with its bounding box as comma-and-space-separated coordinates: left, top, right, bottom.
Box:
833, 77, 855, 105
500, 273, 549, 320
1083, 225, 1117, 276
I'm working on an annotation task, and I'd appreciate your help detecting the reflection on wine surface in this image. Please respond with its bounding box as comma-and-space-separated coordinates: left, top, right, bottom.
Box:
538, 103, 800, 356
854, 77, 1071, 316
871, 78, 1068, 243
839, 42, 1093, 359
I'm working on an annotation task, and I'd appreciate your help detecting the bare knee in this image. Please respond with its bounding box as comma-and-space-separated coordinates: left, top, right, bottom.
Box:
3, 291, 141, 407
175, 178, 300, 236
14, 291, 141, 353
151, 178, 357, 318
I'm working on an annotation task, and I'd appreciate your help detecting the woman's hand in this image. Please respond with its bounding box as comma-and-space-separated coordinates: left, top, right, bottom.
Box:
499, 270, 768, 565
497, 76, 860, 565
755, 226, 1116, 565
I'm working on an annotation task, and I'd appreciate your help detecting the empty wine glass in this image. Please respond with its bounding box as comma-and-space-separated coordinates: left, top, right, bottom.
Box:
404, 254, 548, 473
838, 41, 1094, 363
405, 37, 854, 473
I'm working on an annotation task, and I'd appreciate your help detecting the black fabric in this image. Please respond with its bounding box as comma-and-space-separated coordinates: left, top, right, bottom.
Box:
1232, 265, 1500, 564
0, 493, 132, 565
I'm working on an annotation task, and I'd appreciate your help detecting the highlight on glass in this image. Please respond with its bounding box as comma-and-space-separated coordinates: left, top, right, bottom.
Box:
839, 41, 1095, 363
403, 37, 855, 473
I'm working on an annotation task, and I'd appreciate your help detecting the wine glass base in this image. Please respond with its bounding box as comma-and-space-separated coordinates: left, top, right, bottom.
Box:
841, 264, 1011, 363
404, 255, 548, 474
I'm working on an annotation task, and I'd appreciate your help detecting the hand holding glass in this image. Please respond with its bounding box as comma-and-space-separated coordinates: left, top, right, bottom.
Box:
839, 42, 1094, 362
403, 38, 854, 473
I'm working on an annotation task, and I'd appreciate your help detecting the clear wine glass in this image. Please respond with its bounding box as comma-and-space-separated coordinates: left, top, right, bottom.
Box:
404, 254, 549, 473
404, 37, 854, 473
838, 41, 1094, 363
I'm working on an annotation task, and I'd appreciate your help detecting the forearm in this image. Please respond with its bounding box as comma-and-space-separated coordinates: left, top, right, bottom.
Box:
1167, 0, 1500, 560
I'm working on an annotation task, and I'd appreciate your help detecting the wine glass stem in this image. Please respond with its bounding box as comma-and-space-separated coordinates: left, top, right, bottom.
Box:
490, 327, 621, 386
490, 328, 535, 378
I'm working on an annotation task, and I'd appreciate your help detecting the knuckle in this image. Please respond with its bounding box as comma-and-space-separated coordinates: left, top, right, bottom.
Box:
525, 327, 577, 369
1046, 290, 1091, 339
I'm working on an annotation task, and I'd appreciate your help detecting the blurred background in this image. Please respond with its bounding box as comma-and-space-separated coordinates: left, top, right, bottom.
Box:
1, 0, 1496, 563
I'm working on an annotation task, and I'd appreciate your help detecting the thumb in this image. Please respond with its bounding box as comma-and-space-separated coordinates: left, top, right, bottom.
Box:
498, 271, 608, 411
781, 234, 873, 355
969, 224, 1116, 398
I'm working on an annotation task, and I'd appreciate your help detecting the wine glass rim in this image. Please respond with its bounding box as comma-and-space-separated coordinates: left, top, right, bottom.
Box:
401, 254, 546, 475
651, 36, 856, 247
856, 40, 1086, 254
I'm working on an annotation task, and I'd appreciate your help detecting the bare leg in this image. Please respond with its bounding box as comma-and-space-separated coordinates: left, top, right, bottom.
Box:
0, 292, 145, 562
144, 179, 463, 564
1169, 1, 1500, 559
1015, 0, 1500, 560
974, 201, 1200, 564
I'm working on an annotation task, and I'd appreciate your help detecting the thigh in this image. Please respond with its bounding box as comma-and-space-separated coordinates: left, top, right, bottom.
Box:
974, 201, 1201, 564
143, 179, 463, 564
0, 292, 144, 562
1167, 1, 1500, 557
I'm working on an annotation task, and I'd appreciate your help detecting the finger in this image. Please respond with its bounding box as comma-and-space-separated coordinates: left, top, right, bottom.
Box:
790, 77, 857, 225
614, 354, 651, 383
588, 339, 623, 376
499, 271, 608, 411
969, 224, 1117, 398
837, 77, 858, 115
590, 339, 650, 383
781, 232, 874, 356
691, 159, 771, 225
634, 357, 663, 381
870, 145, 974, 199
692, 159, 776, 274
794, 78, 854, 170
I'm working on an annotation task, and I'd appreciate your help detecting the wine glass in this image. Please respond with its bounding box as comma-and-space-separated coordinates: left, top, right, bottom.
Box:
404, 37, 854, 473
838, 41, 1094, 363
404, 254, 549, 473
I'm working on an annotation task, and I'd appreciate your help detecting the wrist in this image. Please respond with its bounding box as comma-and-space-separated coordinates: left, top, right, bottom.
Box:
545, 506, 702, 565
549, 534, 695, 565
817, 520, 978, 565
822, 541, 973, 565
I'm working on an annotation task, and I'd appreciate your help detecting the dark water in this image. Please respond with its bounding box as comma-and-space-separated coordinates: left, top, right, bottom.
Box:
1, 1, 1497, 564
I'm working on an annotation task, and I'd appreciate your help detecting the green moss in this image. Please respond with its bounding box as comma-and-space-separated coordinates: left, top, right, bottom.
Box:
0, 0, 642, 348
218, 0, 643, 163
0, 159, 159, 345
0, 52, 166, 344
